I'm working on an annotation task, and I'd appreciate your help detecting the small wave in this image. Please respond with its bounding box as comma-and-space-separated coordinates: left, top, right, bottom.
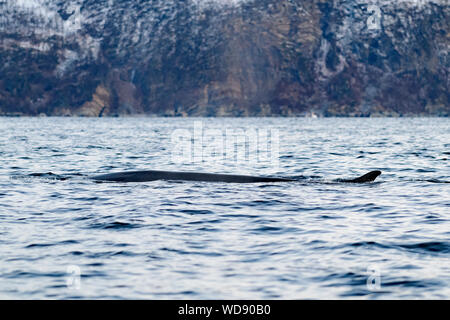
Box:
399, 242, 450, 254
11, 172, 66, 181
349, 241, 390, 249
424, 179, 450, 184
160, 247, 223, 257
25, 243, 54, 248
179, 209, 214, 215
381, 279, 442, 289
335, 241, 450, 254
332, 241, 391, 251
416, 168, 437, 173
25, 240, 79, 249
410, 179, 450, 184
86, 145, 113, 150
70, 196, 103, 201
287, 175, 309, 180
233, 199, 287, 209
11, 172, 88, 182
187, 218, 223, 225
2, 271, 66, 279
88, 221, 142, 230
74, 251, 143, 259
68, 251, 84, 256
252, 226, 283, 233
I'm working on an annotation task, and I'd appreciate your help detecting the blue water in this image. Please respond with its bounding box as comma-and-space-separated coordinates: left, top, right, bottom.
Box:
0, 117, 449, 299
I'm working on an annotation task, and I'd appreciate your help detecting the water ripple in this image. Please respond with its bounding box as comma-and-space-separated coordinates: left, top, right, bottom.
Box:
0, 117, 449, 299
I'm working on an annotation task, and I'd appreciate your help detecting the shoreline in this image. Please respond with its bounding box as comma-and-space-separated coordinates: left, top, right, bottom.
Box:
0, 113, 448, 118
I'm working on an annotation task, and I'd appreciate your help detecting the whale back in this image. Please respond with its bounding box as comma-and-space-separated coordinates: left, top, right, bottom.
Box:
91, 170, 294, 183
91, 170, 382, 184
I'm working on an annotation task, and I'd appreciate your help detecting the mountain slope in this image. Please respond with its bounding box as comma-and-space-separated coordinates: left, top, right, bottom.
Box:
0, 0, 448, 116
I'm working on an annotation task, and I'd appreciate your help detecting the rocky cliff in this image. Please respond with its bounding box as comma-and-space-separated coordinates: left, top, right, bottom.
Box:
0, 0, 448, 116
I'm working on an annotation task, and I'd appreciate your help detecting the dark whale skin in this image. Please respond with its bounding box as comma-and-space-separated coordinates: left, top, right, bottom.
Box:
91, 170, 381, 183
336, 170, 382, 183
91, 170, 295, 183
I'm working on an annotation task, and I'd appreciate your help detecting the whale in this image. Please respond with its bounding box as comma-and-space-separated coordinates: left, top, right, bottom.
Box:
91, 170, 382, 184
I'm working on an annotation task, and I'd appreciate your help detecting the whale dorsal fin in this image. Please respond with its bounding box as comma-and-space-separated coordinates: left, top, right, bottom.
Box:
341, 170, 382, 183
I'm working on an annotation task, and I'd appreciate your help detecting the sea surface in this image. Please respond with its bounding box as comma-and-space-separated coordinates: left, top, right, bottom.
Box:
0, 117, 448, 299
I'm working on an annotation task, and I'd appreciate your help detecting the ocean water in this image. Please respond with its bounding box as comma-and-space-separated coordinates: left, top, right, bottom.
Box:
0, 117, 448, 299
